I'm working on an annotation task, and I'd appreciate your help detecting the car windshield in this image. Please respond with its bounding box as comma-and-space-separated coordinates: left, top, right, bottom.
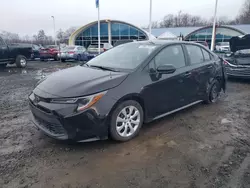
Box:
85, 43, 158, 70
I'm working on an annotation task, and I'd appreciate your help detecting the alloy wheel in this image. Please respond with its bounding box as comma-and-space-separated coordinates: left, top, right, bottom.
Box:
20, 58, 27, 67
116, 106, 141, 138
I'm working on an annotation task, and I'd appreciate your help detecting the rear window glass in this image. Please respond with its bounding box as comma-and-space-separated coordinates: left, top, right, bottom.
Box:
186, 45, 204, 64
88, 44, 104, 48
202, 49, 211, 61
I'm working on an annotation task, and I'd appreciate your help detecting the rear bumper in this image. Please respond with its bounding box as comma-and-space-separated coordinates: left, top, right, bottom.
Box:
40, 54, 57, 59
226, 67, 250, 78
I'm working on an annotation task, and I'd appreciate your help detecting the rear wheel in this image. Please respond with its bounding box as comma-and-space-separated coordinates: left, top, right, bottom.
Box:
15, 55, 27, 68
205, 80, 221, 104
61, 59, 66, 62
110, 100, 143, 142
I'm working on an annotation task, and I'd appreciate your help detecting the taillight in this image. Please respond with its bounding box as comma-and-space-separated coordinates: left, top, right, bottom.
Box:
68, 51, 75, 54
103, 48, 107, 52
223, 59, 229, 65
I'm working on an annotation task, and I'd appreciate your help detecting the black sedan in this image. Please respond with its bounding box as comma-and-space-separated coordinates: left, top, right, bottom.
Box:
224, 34, 250, 78
29, 40, 226, 142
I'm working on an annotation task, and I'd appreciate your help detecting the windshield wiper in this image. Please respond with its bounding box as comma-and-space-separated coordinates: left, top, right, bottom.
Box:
89, 65, 120, 72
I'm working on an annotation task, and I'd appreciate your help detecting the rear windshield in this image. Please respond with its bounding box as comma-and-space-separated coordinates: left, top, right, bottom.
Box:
65, 46, 75, 50
46, 45, 58, 49
88, 44, 104, 48
218, 42, 229, 46
86, 43, 158, 70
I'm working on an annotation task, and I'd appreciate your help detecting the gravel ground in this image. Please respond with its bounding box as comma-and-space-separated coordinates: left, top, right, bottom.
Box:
0, 61, 250, 188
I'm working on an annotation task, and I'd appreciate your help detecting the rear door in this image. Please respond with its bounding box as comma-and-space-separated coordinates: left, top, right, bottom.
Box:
184, 44, 216, 101
0, 37, 8, 62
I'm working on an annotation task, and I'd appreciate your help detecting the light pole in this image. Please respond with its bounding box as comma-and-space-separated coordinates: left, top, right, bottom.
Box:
211, 0, 218, 51
51, 16, 56, 45
149, 0, 152, 35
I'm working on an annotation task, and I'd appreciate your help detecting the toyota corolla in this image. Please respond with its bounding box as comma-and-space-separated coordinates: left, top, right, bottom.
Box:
29, 40, 226, 142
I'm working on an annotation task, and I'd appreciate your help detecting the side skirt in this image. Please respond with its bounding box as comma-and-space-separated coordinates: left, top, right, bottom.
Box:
152, 100, 203, 121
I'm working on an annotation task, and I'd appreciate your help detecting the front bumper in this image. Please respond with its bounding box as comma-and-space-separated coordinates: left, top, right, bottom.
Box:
29, 96, 110, 141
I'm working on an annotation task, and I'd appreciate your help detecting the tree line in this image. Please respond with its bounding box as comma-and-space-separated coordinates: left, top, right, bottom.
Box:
149, 0, 250, 28
0, 27, 77, 45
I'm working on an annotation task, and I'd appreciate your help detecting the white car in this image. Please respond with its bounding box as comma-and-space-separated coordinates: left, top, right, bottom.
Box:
215, 42, 230, 52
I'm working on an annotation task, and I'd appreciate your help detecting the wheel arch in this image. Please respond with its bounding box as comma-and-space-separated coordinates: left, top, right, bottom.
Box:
107, 93, 147, 123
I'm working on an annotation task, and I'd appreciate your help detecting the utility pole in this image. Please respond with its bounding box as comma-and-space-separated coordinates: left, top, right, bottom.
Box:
51, 16, 56, 46
211, 0, 218, 51
149, 0, 152, 35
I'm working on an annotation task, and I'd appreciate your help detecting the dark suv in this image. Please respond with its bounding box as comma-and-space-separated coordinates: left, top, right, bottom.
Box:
29, 40, 226, 142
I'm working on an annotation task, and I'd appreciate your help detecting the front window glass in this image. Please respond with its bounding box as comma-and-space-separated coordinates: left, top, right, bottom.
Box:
155, 45, 185, 69
86, 43, 158, 70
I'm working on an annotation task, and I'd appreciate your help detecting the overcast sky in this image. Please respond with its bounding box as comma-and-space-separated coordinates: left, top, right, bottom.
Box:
1, 0, 245, 37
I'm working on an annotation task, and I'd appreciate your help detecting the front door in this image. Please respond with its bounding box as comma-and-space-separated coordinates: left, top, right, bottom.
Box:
0, 38, 8, 62
142, 44, 188, 118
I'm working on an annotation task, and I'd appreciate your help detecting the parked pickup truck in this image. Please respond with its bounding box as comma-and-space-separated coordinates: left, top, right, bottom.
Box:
0, 36, 32, 68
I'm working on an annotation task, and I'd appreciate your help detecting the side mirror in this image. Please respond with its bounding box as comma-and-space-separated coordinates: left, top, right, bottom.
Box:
157, 64, 176, 74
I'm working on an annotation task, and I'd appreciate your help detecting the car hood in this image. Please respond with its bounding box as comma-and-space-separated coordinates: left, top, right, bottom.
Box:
34, 66, 128, 98
230, 34, 250, 52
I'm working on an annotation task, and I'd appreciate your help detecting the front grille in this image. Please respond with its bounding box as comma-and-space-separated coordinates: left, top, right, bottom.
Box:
33, 114, 66, 136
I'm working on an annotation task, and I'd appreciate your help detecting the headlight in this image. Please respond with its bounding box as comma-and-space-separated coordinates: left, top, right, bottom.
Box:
50, 91, 107, 112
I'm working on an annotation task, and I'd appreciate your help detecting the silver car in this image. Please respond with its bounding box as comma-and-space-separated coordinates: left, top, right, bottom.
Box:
58, 46, 88, 62
88, 43, 113, 53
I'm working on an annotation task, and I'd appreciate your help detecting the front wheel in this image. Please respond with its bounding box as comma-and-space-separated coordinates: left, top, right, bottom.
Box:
15, 55, 27, 68
205, 80, 222, 104
110, 100, 143, 142
0, 64, 7, 68
77, 55, 81, 61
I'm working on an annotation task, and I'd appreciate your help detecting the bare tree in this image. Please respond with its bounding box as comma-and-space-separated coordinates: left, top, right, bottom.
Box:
160, 14, 174, 27
237, 0, 250, 24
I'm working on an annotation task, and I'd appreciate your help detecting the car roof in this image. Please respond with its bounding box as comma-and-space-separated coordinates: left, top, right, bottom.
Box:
132, 40, 205, 47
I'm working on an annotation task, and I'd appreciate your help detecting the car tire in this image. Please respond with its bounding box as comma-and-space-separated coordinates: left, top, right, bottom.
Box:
0, 64, 7, 68
109, 100, 144, 142
77, 55, 81, 61
205, 80, 222, 104
61, 59, 66, 62
15, 55, 27, 68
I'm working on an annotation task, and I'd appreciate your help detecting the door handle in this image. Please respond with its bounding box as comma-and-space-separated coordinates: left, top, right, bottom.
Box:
184, 72, 192, 77
207, 65, 213, 69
